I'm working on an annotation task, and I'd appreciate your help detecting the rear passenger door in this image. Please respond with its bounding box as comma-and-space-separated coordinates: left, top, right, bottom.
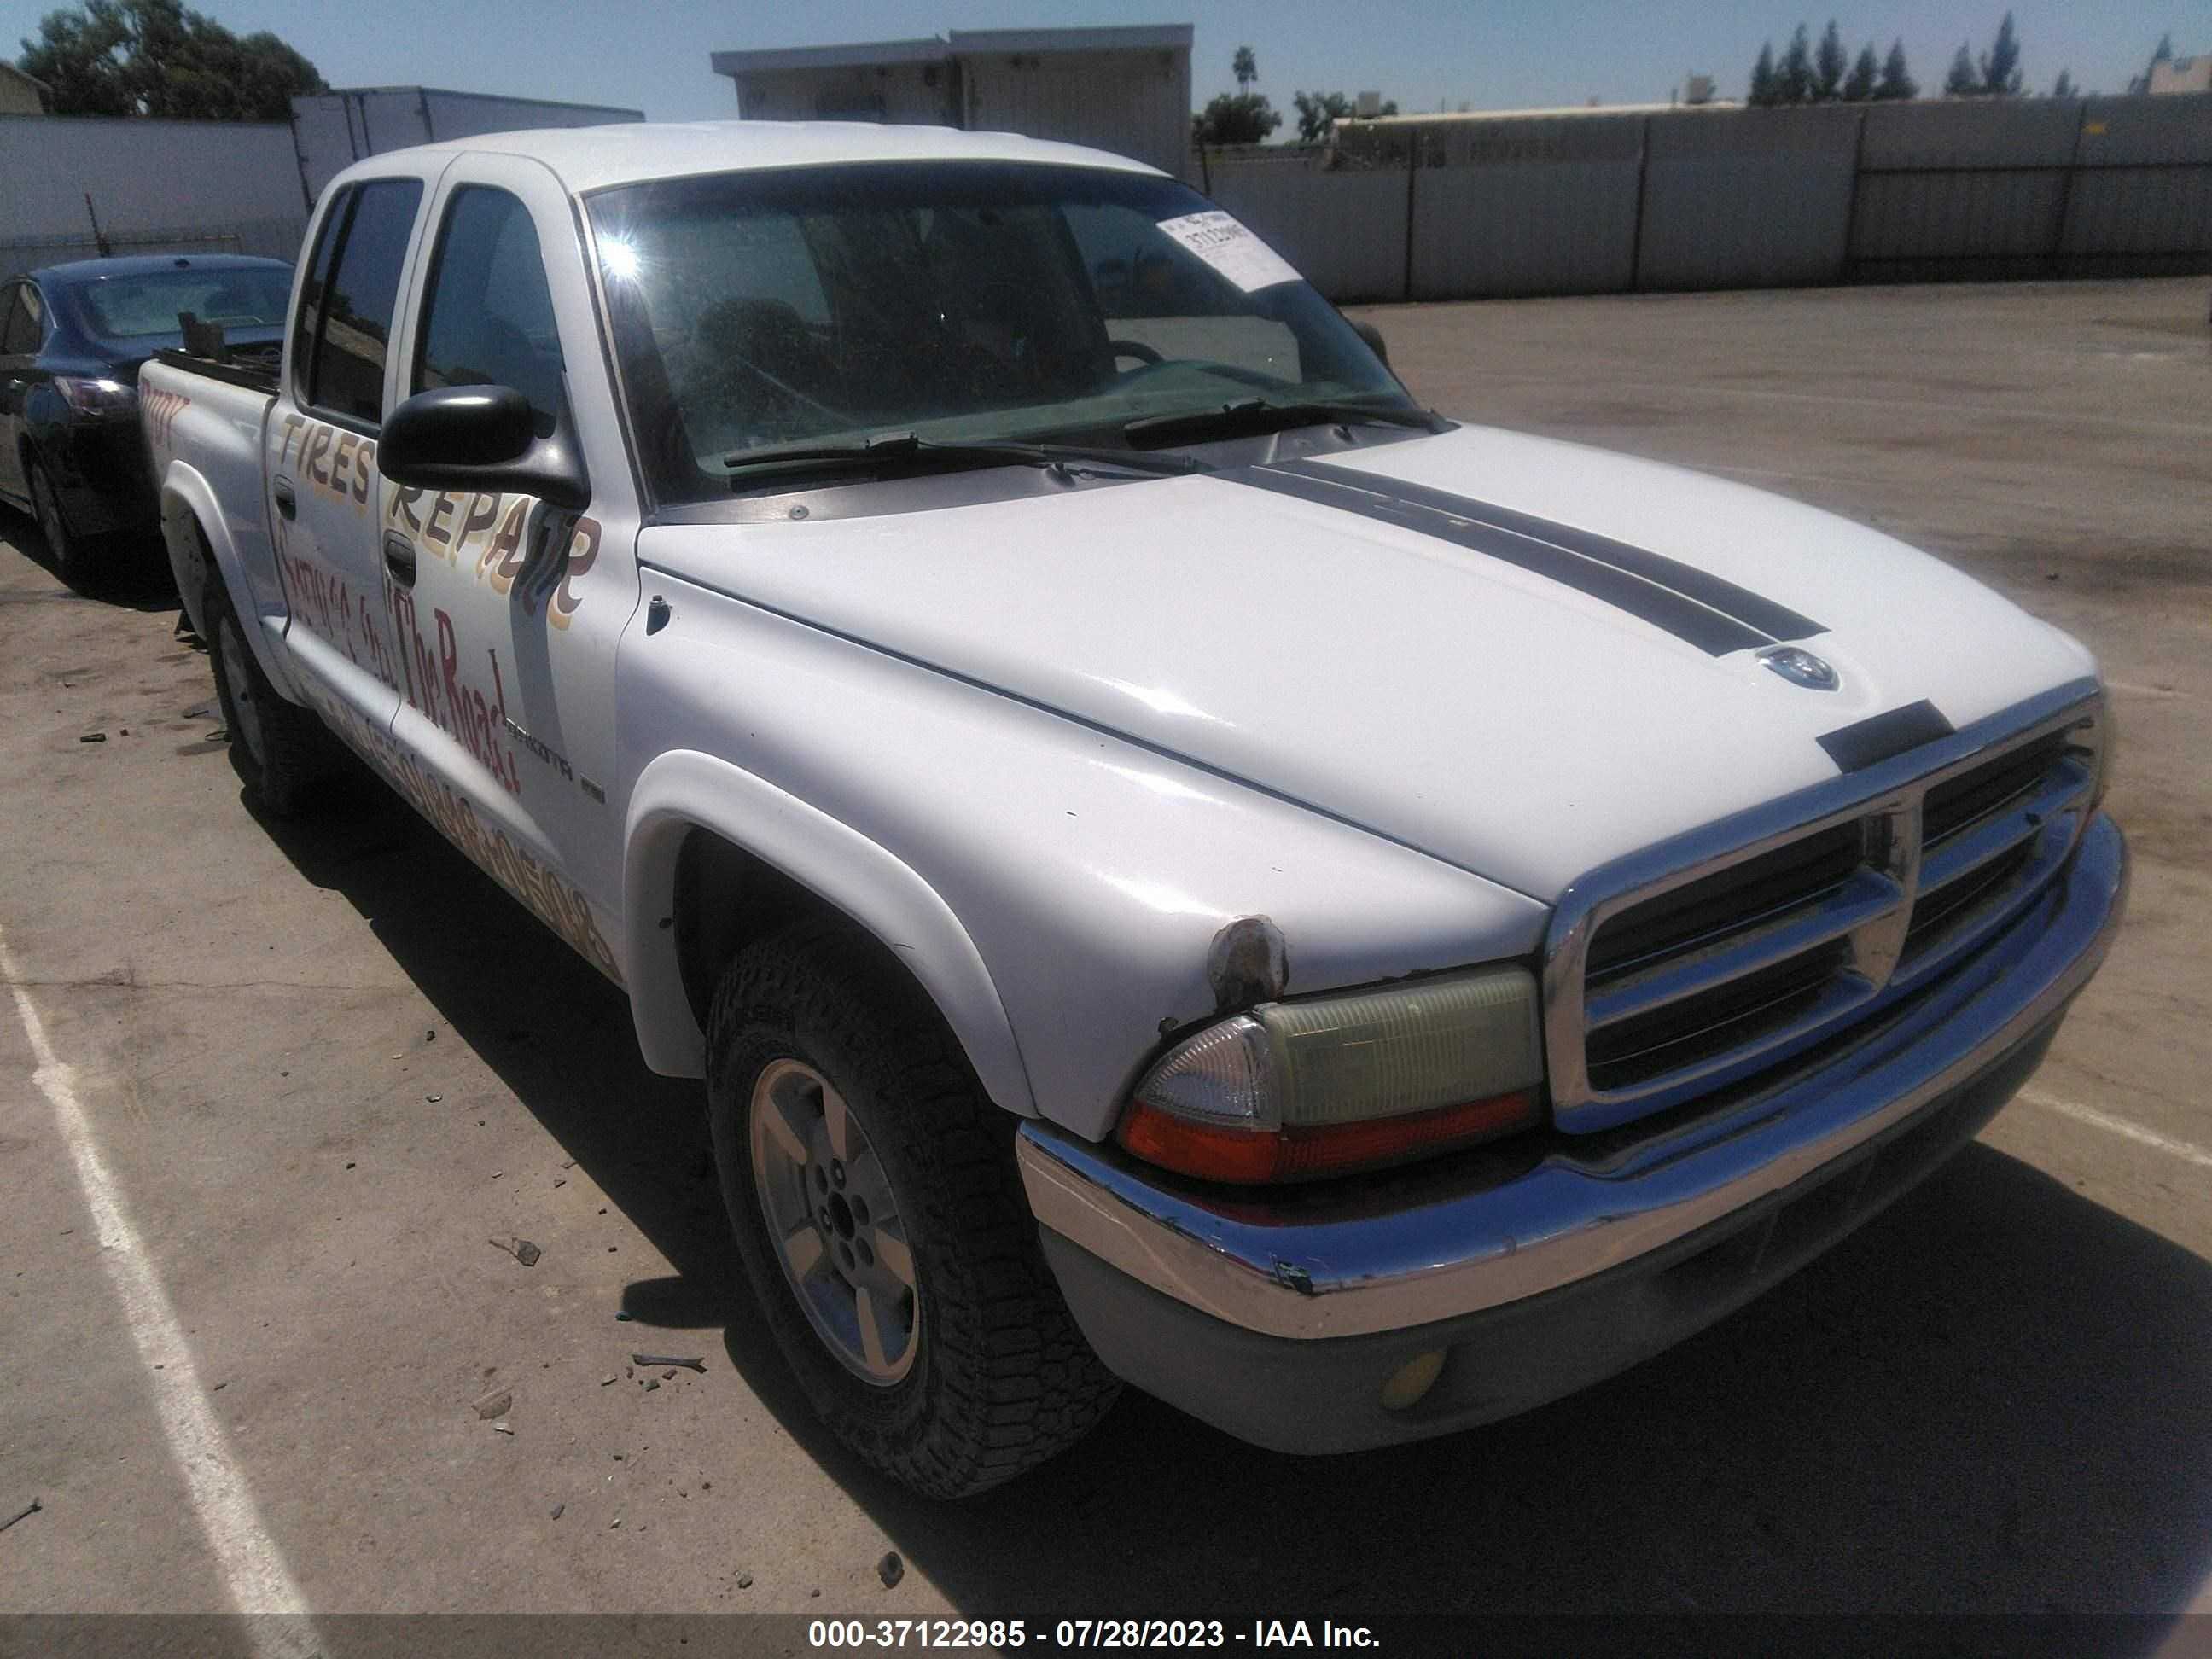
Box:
267, 166, 437, 754
381, 155, 637, 982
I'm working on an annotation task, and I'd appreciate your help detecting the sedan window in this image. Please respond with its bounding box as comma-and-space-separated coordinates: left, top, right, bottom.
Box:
74, 269, 290, 338
1, 285, 44, 355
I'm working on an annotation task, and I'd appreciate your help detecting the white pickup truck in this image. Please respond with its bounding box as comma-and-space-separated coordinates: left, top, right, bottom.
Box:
143, 122, 2126, 1498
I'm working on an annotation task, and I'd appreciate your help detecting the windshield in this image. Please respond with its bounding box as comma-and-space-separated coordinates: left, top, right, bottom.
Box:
73, 267, 292, 339
587, 162, 1410, 505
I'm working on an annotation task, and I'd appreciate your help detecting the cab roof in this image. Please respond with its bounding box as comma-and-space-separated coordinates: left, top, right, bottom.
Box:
353, 119, 1163, 195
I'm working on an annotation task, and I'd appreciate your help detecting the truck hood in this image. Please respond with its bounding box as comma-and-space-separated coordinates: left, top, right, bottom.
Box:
638, 424, 2094, 901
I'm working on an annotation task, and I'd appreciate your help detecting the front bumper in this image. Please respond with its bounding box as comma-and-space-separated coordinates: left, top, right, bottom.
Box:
1018, 812, 2128, 1453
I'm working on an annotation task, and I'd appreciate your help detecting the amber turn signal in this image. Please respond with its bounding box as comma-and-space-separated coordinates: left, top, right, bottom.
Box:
1118, 1088, 1539, 1185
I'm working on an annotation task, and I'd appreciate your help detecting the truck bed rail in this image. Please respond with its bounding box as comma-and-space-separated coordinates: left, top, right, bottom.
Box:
150, 346, 279, 397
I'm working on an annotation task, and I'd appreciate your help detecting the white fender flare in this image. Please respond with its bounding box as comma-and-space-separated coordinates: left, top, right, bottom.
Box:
622, 748, 1039, 1117
158, 463, 307, 703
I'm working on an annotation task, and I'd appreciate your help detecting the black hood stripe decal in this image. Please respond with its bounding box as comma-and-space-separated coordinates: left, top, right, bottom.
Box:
1299, 461, 1827, 643
1221, 458, 1825, 658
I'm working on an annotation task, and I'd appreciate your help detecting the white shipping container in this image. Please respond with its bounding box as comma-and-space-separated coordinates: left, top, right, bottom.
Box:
0, 114, 307, 269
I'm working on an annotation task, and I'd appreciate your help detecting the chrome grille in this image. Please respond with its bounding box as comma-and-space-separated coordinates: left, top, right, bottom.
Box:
1542, 682, 2104, 1132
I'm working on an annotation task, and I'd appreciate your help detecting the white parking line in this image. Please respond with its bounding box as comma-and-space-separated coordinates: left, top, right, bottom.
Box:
1, 923, 319, 1654
2020, 1088, 2212, 1171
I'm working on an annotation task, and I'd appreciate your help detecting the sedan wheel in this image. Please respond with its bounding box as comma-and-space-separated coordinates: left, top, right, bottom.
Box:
28, 461, 84, 585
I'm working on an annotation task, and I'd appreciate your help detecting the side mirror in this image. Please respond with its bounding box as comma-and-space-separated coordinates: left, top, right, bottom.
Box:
1350, 318, 1389, 366
378, 385, 591, 511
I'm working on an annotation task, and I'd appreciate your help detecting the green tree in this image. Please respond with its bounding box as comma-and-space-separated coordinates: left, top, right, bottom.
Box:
1842, 43, 1879, 102
2150, 32, 2174, 72
1979, 11, 2023, 96
1776, 24, 1815, 104
2127, 32, 2171, 94
1193, 92, 1280, 145
1290, 90, 1393, 142
2052, 68, 2075, 98
1813, 20, 1848, 100
1749, 40, 1778, 107
1875, 38, 1917, 100
1292, 90, 1350, 142
1196, 46, 1281, 146
1944, 41, 1979, 96
18, 0, 323, 121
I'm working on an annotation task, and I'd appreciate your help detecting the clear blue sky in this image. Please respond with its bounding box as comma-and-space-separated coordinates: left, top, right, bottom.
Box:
5, 0, 2192, 119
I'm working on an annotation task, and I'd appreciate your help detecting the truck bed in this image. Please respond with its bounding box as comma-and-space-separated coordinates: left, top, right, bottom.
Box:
140, 351, 283, 661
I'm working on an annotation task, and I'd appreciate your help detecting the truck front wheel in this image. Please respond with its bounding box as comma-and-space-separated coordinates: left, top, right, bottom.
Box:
706, 920, 1120, 1497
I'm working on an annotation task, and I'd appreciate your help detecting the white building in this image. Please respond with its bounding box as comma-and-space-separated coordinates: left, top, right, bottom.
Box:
0, 63, 50, 116
2148, 54, 2211, 95
710, 25, 1194, 180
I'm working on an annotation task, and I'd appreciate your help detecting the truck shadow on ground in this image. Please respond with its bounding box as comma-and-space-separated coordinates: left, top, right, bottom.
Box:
261, 781, 2212, 1629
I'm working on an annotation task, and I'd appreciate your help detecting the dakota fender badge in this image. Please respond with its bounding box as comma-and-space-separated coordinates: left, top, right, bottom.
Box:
1757, 644, 1841, 690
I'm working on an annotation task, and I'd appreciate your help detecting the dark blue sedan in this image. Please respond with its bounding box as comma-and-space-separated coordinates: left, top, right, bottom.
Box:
0, 253, 291, 585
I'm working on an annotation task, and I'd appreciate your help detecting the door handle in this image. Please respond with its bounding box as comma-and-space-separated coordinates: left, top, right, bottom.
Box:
271, 477, 296, 520
383, 532, 417, 588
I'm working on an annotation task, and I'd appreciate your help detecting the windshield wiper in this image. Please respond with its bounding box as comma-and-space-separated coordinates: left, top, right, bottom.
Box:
1122, 399, 1450, 446
721, 431, 1208, 485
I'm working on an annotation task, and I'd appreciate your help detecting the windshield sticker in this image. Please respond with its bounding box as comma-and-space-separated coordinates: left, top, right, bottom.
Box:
1155, 210, 1301, 294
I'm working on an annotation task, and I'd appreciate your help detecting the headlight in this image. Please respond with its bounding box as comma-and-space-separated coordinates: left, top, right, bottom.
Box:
1118, 964, 1545, 1184
55, 375, 137, 415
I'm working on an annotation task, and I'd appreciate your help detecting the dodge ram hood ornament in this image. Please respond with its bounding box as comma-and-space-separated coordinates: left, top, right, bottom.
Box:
1758, 644, 1841, 690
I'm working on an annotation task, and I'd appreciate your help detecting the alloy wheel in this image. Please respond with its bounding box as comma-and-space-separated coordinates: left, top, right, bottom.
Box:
748, 1057, 921, 1385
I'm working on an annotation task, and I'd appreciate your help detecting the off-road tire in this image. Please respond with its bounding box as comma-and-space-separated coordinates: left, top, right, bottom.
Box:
203, 573, 335, 818
707, 919, 1121, 1497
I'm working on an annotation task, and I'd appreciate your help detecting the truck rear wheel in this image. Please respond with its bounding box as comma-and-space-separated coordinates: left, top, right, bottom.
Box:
204, 576, 334, 818
706, 920, 1120, 1497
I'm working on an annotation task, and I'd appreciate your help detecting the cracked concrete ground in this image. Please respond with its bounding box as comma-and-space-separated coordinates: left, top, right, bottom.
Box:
0, 277, 2207, 1632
